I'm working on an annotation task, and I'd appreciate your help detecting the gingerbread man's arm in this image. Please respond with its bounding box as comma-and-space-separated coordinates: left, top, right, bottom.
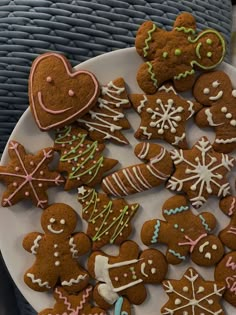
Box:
70, 232, 91, 256
141, 219, 168, 246
22, 232, 44, 254
123, 283, 147, 305
173, 12, 197, 32
117, 240, 140, 261
197, 212, 217, 232
38, 308, 53, 315
172, 64, 196, 92
195, 106, 223, 128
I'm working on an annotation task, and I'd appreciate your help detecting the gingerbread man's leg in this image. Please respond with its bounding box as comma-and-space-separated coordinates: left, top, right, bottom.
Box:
173, 64, 196, 92
136, 60, 160, 94
38, 308, 56, 315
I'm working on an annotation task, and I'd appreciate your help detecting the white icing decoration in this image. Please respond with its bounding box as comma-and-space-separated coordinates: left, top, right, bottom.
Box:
212, 80, 220, 88
151, 268, 156, 274
215, 137, 236, 144
172, 133, 186, 146
197, 286, 205, 293
47, 224, 64, 234
30, 235, 42, 254
199, 241, 210, 253
55, 260, 60, 266
186, 100, 195, 119
69, 237, 79, 258
209, 90, 223, 101
50, 218, 55, 223
205, 108, 223, 126
138, 142, 150, 159
60, 219, 65, 224
175, 298, 182, 305
140, 262, 149, 277
78, 186, 87, 195
140, 126, 152, 139
230, 119, 236, 126
26, 273, 51, 289
137, 95, 148, 113
61, 274, 88, 286
183, 286, 189, 292
232, 90, 236, 98
158, 85, 177, 94
203, 88, 210, 95
205, 252, 211, 259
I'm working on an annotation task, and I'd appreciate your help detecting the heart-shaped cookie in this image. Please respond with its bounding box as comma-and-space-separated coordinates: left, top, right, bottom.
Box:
29, 53, 100, 131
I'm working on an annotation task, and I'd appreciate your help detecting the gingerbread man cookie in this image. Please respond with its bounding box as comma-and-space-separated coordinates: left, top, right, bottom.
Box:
135, 12, 225, 93
167, 136, 235, 209
38, 286, 107, 315
87, 240, 168, 309
141, 195, 224, 266
29, 52, 100, 131
130, 84, 202, 148
23, 203, 91, 292
194, 71, 236, 153
102, 142, 173, 197
0, 140, 64, 208
78, 186, 139, 250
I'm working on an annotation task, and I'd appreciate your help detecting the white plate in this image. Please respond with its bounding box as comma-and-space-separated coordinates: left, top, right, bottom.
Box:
0, 47, 236, 314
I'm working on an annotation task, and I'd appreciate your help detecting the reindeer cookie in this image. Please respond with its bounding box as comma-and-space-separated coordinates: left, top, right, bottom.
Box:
135, 12, 225, 93
194, 71, 236, 153
102, 142, 173, 196
141, 195, 224, 266
87, 240, 168, 309
23, 203, 91, 292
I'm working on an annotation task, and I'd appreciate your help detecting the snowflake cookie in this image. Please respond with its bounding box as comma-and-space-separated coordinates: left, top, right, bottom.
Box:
141, 195, 224, 266
130, 84, 202, 148
193, 71, 236, 153
78, 186, 139, 250
162, 267, 225, 315
38, 286, 107, 315
167, 136, 235, 209
78, 77, 131, 144
0, 140, 64, 208
23, 203, 91, 292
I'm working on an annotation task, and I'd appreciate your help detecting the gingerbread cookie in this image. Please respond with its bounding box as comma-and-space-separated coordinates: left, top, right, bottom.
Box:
219, 197, 236, 250
87, 240, 168, 309
38, 286, 107, 315
220, 195, 236, 217
54, 125, 118, 190
78, 186, 139, 250
135, 12, 225, 93
29, 52, 100, 131
0, 140, 64, 208
78, 77, 131, 144
141, 195, 224, 266
102, 142, 173, 196
167, 136, 235, 209
23, 203, 91, 292
193, 71, 236, 153
162, 267, 225, 314
130, 84, 202, 148
215, 251, 236, 306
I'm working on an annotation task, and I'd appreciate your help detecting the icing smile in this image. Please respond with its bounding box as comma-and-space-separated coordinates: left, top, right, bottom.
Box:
47, 224, 64, 234
38, 91, 73, 115
209, 90, 223, 101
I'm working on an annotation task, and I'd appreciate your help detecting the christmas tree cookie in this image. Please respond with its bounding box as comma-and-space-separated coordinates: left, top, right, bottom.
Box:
78, 186, 139, 250
54, 125, 118, 190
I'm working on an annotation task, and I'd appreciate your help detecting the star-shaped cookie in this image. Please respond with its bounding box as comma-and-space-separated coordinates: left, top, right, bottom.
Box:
0, 141, 64, 208
162, 267, 225, 315
167, 136, 235, 209
129, 84, 202, 148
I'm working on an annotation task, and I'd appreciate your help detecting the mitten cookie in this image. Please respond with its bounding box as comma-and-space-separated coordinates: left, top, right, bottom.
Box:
54, 125, 118, 190
135, 12, 225, 93
102, 142, 173, 196
87, 240, 168, 309
162, 267, 225, 315
141, 195, 224, 266
219, 195, 236, 217
0, 140, 64, 208
29, 52, 99, 131
78, 77, 131, 144
167, 136, 235, 209
215, 252, 236, 306
38, 286, 107, 315
130, 84, 202, 148
78, 186, 139, 250
193, 71, 236, 153
23, 203, 91, 292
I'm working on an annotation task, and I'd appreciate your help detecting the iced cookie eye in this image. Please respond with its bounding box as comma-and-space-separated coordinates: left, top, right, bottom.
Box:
212, 80, 220, 88
68, 89, 75, 96
50, 218, 55, 223
60, 219, 65, 225
203, 88, 210, 95
46, 76, 53, 83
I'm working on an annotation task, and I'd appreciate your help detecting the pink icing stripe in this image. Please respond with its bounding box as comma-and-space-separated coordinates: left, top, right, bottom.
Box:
103, 177, 121, 196
30, 53, 99, 131
137, 142, 148, 159
75, 286, 92, 313
178, 233, 207, 253
136, 166, 152, 188
55, 288, 74, 312
126, 168, 143, 192
228, 198, 236, 216
37, 91, 73, 114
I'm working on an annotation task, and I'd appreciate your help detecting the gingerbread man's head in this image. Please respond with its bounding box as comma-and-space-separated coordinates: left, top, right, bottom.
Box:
41, 203, 77, 237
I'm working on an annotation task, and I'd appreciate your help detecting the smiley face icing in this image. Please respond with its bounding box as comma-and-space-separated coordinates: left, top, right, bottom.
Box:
135, 12, 225, 93
23, 203, 91, 293
29, 52, 100, 131
194, 71, 236, 153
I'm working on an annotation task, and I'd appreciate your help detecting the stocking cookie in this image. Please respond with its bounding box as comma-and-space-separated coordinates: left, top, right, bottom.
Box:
23, 203, 91, 292
167, 136, 235, 209
219, 197, 236, 250
0, 140, 64, 208
38, 286, 107, 315
141, 195, 224, 266
87, 240, 168, 309
54, 125, 118, 190
162, 267, 225, 315
78, 77, 131, 144
130, 84, 202, 148
102, 142, 173, 196
215, 252, 236, 306
78, 186, 139, 250
194, 71, 236, 153
29, 52, 99, 131
135, 12, 225, 93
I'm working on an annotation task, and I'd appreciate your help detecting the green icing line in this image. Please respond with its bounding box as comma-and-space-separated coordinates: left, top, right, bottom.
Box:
146, 61, 158, 88
174, 69, 195, 80
143, 23, 156, 57
196, 42, 202, 59
175, 26, 196, 35
163, 51, 168, 58
174, 49, 182, 56
199, 214, 211, 232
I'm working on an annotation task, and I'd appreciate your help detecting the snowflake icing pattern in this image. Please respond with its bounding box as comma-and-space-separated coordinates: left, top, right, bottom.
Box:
0, 141, 64, 208
167, 137, 235, 208
162, 268, 225, 315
